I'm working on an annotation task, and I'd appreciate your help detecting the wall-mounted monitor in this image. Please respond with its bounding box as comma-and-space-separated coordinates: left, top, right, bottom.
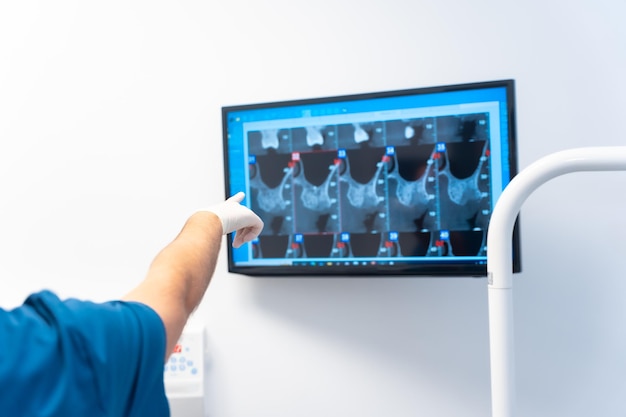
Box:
222, 79, 521, 276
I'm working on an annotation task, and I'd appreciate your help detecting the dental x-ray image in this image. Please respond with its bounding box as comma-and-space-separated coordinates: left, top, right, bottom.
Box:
247, 112, 491, 261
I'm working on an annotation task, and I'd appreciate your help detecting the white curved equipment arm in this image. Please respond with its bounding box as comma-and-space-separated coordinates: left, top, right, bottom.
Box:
487, 146, 626, 417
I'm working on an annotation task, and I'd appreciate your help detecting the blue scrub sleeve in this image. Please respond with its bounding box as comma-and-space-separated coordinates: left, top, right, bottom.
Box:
0, 290, 170, 417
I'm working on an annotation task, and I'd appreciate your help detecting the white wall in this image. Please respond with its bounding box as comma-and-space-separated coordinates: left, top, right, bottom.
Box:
1, 1, 625, 416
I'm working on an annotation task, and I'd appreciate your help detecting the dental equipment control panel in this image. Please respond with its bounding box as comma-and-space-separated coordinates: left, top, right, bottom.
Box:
164, 324, 206, 417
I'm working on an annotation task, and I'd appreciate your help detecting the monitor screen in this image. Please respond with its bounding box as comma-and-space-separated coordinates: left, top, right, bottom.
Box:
222, 79, 521, 276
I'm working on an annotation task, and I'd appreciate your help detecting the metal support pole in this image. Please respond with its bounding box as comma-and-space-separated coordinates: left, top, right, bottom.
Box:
487, 146, 626, 417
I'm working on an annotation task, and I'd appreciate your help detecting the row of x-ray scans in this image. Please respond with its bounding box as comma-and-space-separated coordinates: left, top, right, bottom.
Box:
247, 113, 492, 260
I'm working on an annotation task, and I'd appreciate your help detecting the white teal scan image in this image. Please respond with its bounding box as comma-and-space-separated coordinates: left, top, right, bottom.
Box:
247, 113, 491, 261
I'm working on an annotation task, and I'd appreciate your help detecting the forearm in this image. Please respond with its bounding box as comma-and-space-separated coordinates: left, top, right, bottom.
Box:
151, 212, 222, 311
122, 192, 263, 360
123, 211, 223, 358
